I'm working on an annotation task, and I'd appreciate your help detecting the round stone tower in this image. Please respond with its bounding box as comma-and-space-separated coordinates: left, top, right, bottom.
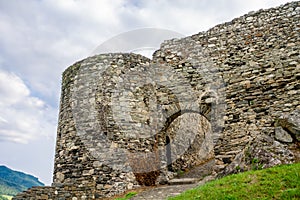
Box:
52, 52, 217, 197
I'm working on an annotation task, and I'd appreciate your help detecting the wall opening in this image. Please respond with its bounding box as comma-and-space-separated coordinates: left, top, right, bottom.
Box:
166, 135, 173, 171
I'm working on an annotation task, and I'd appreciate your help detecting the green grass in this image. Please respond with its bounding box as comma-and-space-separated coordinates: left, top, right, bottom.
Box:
115, 191, 137, 200
168, 163, 300, 200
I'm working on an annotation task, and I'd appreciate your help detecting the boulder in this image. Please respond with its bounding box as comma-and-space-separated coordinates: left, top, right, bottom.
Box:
276, 109, 300, 142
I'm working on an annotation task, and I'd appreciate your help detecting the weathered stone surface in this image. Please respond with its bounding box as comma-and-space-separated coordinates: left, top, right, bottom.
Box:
168, 178, 200, 185
275, 127, 293, 143
14, 1, 300, 199
276, 109, 300, 142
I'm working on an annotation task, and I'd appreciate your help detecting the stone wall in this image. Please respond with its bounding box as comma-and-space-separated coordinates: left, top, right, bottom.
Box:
14, 1, 300, 199
153, 1, 300, 174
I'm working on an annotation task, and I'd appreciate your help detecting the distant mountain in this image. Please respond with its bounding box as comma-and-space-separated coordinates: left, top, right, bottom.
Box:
0, 166, 44, 196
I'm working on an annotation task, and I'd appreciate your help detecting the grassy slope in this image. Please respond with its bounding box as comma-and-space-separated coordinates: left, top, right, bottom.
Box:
169, 163, 300, 200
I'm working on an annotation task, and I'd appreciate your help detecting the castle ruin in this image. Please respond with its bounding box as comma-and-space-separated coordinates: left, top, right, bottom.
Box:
14, 1, 299, 199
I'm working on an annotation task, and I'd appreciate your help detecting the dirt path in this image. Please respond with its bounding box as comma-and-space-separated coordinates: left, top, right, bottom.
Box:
130, 176, 215, 200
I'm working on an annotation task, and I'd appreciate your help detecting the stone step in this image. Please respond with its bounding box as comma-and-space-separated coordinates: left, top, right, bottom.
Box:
168, 178, 200, 185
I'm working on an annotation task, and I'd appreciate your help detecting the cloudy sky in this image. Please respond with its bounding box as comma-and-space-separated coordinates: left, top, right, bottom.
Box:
0, 0, 293, 185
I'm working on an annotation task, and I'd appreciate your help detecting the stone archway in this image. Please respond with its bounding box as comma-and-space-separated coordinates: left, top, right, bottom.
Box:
157, 110, 215, 179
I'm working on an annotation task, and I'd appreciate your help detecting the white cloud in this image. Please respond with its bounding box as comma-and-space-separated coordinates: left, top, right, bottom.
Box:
0, 71, 30, 105
0, 69, 56, 144
0, 0, 293, 103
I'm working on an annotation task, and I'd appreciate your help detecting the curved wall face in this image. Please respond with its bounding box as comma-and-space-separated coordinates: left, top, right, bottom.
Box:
53, 54, 152, 197
14, 1, 299, 199
54, 51, 216, 188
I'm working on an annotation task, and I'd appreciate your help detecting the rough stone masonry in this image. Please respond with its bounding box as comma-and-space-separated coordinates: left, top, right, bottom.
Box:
14, 1, 299, 199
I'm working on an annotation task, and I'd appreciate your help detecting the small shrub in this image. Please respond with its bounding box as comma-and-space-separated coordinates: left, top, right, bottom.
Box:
134, 171, 160, 186
115, 191, 137, 200
176, 169, 185, 177
128, 152, 160, 186
251, 158, 263, 170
